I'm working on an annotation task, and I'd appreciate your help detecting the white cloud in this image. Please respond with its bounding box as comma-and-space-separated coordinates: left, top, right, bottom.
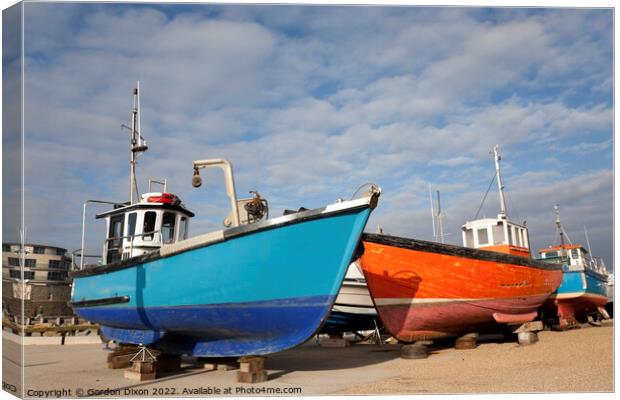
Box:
14, 4, 613, 268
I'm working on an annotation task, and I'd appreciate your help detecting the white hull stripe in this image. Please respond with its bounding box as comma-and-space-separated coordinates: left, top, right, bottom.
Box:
374, 297, 504, 306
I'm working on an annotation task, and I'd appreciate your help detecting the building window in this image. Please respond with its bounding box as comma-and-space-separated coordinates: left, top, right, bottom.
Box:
9, 269, 21, 279
8, 257, 20, 267
33, 246, 45, 254
49, 259, 68, 270
47, 271, 67, 281
24, 259, 36, 268
2, 244, 10, 252
56, 248, 65, 256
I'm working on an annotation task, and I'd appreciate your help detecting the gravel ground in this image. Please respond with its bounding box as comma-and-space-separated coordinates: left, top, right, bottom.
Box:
337, 323, 614, 394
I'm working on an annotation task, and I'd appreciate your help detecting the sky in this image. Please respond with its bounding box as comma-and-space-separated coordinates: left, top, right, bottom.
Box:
2, 3, 614, 270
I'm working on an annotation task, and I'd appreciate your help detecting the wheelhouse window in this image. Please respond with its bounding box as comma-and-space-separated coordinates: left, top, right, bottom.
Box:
162, 212, 177, 244
477, 228, 489, 245
143, 211, 157, 241
179, 216, 189, 240
492, 222, 505, 245
464, 229, 474, 248
127, 212, 137, 239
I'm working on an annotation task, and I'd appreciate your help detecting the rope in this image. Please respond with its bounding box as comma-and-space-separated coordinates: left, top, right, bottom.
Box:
474, 172, 497, 220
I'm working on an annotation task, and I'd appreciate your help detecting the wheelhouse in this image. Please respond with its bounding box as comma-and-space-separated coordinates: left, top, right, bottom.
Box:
96, 192, 194, 264
461, 214, 530, 257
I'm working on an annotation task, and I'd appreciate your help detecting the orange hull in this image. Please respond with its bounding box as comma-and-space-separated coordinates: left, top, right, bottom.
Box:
360, 234, 563, 341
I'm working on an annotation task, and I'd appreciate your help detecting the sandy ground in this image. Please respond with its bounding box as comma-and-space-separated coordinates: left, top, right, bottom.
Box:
2, 323, 614, 397
337, 324, 614, 394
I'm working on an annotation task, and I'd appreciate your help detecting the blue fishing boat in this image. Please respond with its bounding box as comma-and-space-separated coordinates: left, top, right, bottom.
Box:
538, 206, 609, 328
70, 86, 381, 357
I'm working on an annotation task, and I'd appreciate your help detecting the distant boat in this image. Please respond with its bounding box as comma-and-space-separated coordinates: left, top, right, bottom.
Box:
538, 206, 609, 328
359, 145, 563, 342
320, 261, 380, 335
69, 85, 381, 357
605, 273, 614, 318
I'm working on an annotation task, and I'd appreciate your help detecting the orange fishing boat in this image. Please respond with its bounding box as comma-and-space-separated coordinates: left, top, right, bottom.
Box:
359, 146, 563, 342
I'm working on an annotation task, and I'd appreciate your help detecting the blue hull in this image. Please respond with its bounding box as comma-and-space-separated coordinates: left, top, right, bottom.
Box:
554, 266, 608, 299
72, 204, 373, 356
544, 266, 608, 325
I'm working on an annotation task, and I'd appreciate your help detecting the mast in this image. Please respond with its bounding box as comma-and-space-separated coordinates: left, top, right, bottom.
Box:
436, 190, 444, 243
127, 83, 148, 205
130, 87, 138, 205
429, 184, 436, 240
493, 144, 507, 217
555, 204, 566, 257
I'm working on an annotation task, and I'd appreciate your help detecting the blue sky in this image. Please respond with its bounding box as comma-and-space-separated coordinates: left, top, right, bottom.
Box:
3, 3, 614, 269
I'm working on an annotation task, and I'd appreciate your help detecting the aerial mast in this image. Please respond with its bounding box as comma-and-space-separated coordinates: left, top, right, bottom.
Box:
554, 204, 570, 260
493, 145, 507, 218
129, 87, 138, 205
429, 184, 436, 240
436, 190, 445, 243
126, 83, 148, 205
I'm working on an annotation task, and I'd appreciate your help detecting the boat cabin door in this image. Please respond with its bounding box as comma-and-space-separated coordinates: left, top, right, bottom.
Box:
106, 214, 125, 264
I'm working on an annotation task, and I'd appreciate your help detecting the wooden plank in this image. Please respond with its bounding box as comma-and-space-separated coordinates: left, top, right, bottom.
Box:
236, 371, 268, 384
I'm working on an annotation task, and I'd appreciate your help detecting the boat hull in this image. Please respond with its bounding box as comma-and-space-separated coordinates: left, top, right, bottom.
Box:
71, 199, 375, 357
543, 267, 608, 326
359, 234, 563, 342
321, 263, 379, 334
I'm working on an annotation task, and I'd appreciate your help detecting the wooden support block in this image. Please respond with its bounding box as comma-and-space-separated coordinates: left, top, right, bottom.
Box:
511, 320, 543, 334
124, 369, 156, 381
455, 337, 477, 350
201, 363, 217, 371
517, 331, 538, 345
107, 358, 131, 370
131, 361, 157, 374
217, 363, 238, 371
401, 343, 428, 359
236, 371, 268, 384
238, 357, 265, 373
107, 347, 160, 369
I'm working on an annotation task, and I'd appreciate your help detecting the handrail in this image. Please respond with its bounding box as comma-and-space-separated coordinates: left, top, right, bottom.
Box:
104, 229, 163, 244
80, 199, 124, 270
